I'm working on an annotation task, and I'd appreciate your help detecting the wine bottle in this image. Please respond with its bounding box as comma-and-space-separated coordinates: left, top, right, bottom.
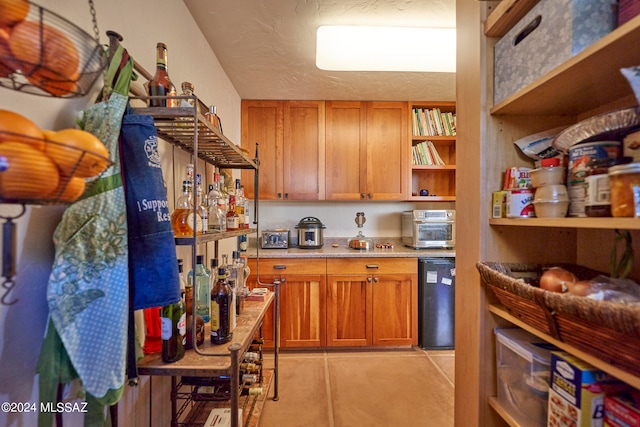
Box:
210, 267, 233, 344
161, 297, 186, 363
148, 42, 178, 108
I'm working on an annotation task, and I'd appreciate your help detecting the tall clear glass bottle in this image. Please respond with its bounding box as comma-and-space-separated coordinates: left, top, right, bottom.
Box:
148, 42, 177, 108
189, 255, 210, 322
235, 179, 245, 227
195, 173, 208, 232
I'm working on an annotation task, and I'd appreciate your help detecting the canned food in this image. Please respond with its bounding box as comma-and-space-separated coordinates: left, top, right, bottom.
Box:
609, 162, 640, 217
506, 189, 535, 218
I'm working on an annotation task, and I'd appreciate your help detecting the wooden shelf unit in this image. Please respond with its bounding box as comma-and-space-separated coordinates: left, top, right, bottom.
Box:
408, 102, 456, 201
455, 3, 640, 427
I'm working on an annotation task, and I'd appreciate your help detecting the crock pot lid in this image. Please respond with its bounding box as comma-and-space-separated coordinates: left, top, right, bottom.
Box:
296, 216, 325, 228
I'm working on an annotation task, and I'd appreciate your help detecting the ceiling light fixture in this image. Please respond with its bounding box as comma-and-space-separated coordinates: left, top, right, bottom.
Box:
316, 26, 456, 73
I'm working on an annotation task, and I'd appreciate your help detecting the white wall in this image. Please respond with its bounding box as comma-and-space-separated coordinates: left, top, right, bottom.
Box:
0, 1, 240, 425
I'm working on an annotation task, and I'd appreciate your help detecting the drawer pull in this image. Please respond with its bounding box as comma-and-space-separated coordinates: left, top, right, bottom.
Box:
273, 265, 287, 270
366, 264, 379, 269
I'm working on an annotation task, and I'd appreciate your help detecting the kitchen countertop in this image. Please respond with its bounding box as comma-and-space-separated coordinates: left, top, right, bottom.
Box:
244, 238, 455, 259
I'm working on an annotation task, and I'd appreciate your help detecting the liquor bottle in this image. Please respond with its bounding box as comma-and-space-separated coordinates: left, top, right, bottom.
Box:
179, 81, 196, 108
148, 42, 178, 108
234, 179, 245, 227
182, 259, 204, 349
142, 307, 162, 355
171, 180, 204, 237
161, 296, 186, 363
189, 255, 211, 322
195, 173, 208, 232
205, 105, 223, 132
226, 194, 240, 230
229, 251, 245, 316
210, 267, 233, 344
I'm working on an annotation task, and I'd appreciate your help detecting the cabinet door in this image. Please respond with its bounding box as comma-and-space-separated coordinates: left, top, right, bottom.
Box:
241, 100, 283, 200
371, 273, 417, 346
365, 102, 407, 200
326, 274, 372, 346
283, 101, 325, 200
280, 274, 326, 348
325, 101, 367, 200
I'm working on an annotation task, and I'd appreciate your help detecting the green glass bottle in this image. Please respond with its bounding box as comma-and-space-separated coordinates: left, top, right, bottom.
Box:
161, 297, 185, 363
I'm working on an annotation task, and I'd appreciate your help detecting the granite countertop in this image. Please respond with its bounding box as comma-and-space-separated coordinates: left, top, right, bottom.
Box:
244, 238, 455, 259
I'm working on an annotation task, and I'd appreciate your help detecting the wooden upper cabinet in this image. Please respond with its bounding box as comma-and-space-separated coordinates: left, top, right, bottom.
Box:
325, 101, 407, 200
242, 100, 325, 200
325, 101, 367, 200
365, 102, 407, 200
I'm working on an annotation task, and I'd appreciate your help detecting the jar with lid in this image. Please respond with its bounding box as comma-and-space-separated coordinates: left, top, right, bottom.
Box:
609, 162, 640, 217
584, 158, 616, 217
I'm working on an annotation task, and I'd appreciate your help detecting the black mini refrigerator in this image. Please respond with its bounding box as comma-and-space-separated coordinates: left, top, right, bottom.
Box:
418, 258, 455, 349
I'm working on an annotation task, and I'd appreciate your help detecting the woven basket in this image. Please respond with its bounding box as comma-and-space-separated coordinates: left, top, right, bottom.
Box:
477, 262, 640, 377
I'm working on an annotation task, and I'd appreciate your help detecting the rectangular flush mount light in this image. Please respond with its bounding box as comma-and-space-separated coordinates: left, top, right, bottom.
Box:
316, 26, 456, 72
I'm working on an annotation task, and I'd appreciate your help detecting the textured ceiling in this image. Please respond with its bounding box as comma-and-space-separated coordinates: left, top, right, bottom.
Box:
183, 0, 456, 101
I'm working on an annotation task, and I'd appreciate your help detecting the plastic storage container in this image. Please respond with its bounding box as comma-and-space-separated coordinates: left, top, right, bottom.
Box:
495, 328, 557, 427
609, 162, 640, 217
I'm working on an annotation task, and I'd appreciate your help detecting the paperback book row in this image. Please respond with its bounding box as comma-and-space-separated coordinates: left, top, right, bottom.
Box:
412, 107, 456, 137
412, 140, 446, 166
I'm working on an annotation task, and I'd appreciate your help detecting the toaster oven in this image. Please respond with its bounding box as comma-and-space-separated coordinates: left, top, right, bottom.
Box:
401, 210, 455, 249
261, 229, 290, 249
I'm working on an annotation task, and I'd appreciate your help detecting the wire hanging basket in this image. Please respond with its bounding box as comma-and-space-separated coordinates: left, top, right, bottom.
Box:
0, 0, 105, 98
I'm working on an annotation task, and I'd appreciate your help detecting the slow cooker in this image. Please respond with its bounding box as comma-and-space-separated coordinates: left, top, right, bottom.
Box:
295, 217, 325, 249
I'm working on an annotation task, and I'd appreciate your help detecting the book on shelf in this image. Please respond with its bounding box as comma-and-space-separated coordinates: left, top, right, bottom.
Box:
411, 107, 456, 137
412, 141, 445, 166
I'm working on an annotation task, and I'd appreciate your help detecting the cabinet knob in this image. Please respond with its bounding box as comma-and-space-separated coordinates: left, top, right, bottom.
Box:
367, 277, 372, 282
373, 277, 379, 283
360, 193, 365, 199
284, 193, 289, 199
277, 193, 282, 198
367, 193, 373, 199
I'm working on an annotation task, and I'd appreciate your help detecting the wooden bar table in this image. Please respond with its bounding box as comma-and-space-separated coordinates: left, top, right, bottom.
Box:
137, 292, 276, 427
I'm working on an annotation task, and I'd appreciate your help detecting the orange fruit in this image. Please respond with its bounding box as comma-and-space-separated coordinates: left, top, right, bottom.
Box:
27, 67, 79, 97
9, 20, 79, 96
0, 108, 45, 150
48, 175, 85, 202
45, 129, 110, 178
0, 141, 59, 199
0, 27, 15, 77
0, 0, 29, 28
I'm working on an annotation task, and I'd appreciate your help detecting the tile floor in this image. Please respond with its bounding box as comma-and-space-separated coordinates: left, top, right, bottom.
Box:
258, 347, 455, 427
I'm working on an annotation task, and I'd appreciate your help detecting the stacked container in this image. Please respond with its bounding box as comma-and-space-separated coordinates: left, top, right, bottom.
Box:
530, 158, 569, 218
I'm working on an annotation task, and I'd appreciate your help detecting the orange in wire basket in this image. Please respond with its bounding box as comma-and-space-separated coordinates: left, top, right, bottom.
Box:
0, 141, 59, 199
9, 20, 80, 96
0, 0, 29, 28
49, 175, 85, 202
45, 129, 110, 178
0, 109, 45, 150
0, 27, 14, 77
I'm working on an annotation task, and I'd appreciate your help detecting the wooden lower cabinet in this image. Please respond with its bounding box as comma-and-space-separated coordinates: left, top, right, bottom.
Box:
248, 257, 418, 348
326, 258, 418, 347
247, 258, 326, 349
